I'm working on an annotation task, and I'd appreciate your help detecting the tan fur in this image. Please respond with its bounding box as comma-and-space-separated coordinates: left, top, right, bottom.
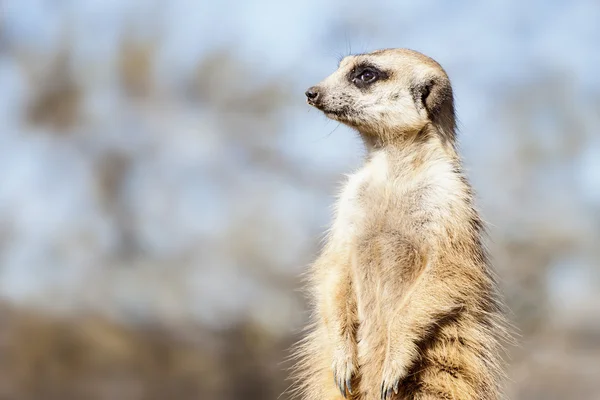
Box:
289, 49, 510, 400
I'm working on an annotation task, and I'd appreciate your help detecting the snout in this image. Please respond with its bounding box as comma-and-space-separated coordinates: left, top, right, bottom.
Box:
305, 86, 321, 105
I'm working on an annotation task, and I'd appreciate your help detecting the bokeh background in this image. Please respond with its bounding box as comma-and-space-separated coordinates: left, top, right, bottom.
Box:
1, 1, 599, 399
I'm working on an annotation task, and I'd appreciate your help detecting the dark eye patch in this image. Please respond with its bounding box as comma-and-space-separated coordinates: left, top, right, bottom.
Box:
348, 62, 389, 89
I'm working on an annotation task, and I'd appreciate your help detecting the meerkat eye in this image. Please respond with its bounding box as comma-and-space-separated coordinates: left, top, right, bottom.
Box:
351, 66, 382, 88
359, 70, 377, 83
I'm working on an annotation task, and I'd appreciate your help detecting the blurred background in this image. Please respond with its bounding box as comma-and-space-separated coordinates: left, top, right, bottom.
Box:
0, 0, 599, 399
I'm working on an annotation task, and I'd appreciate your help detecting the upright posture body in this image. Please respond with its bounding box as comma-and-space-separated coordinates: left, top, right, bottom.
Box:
291, 49, 508, 400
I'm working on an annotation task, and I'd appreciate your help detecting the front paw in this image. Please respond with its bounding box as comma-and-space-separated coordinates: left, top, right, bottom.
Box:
332, 346, 356, 398
380, 358, 406, 400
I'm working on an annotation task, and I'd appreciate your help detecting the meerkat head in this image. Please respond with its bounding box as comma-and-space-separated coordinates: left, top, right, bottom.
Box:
306, 48, 456, 146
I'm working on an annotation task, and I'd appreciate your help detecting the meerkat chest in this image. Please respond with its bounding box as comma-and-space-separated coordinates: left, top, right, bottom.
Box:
333, 150, 458, 239
333, 151, 391, 238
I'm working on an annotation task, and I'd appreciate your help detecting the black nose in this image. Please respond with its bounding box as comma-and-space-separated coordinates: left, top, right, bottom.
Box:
305, 87, 320, 100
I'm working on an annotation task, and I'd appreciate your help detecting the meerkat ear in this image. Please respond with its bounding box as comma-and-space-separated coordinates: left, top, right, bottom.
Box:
412, 76, 456, 139
414, 77, 451, 119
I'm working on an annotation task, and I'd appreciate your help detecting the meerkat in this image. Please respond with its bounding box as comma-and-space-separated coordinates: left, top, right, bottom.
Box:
289, 49, 509, 400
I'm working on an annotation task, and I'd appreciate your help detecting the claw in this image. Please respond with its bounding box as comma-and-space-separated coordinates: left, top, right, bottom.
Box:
381, 379, 399, 400
335, 377, 343, 398
346, 376, 352, 395
335, 375, 346, 398
333, 356, 355, 398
